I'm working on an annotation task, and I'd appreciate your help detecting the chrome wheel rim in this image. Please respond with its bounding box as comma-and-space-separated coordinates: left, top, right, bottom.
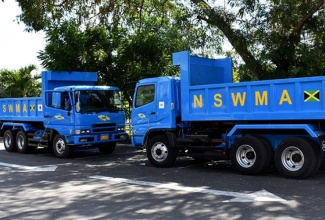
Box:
4, 134, 12, 148
281, 146, 304, 171
236, 144, 256, 168
17, 134, 24, 150
151, 142, 168, 162
55, 138, 66, 154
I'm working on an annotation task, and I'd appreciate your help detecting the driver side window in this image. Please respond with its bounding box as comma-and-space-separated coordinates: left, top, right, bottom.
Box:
135, 85, 155, 108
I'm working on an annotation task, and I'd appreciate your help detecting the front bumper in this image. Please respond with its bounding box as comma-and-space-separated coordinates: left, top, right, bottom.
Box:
66, 131, 127, 145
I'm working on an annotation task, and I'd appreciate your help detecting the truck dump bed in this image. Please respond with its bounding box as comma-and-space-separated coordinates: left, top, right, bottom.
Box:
0, 97, 43, 122
173, 51, 325, 121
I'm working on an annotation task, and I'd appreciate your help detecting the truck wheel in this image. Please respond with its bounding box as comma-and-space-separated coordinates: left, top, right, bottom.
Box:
16, 131, 29, 154
147, 135, 176, 167
274, 137, 317, 179
53, 134, 71, 158
230, 136, 268, 175
3, 130, 16, 152
98, 143, 116, 154
256, 136, 274, 171
303, 138, 321, 175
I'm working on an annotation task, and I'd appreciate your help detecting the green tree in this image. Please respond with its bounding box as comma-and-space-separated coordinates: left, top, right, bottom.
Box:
190, 0, 325, 80
34, 1, 222, 110
12, 0, 325, 81
38, 21, 116, 73
0, 65, 41, 98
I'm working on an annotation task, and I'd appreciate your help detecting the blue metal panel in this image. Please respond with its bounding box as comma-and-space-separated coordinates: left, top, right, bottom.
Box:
173, 51, 325, 121
172, 51, 233, 85
0, 97, 43, 122
1, 122, 32, 131
227, 124, 325, 138
42, 71, 98, 91
173, 51, 233, 121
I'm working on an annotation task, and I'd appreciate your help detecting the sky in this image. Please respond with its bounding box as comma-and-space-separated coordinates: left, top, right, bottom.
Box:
0, 1, 45, 71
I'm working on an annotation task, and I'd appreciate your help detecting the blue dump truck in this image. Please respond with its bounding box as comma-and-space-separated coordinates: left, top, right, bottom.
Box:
0, 71, 127, 158
131, 50, 325, 179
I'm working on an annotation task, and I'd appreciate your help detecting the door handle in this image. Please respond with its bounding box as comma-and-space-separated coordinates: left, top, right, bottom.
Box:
149, 112, 156, 115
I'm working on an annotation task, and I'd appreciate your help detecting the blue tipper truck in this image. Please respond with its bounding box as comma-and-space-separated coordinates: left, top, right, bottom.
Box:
131, 50, 325, 179
0, 71, 127, 158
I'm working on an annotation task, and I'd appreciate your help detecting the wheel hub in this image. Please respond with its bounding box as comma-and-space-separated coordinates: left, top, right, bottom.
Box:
155, 149, 162, 156
281, 146, 304, 171
17, 136, 24, 150
292, 153, 302, 163
246, 151, 255, 160
152, 143, 168, 162
236, 144, 256, 168
56, 139, 66, 154
4, 135, 11, 147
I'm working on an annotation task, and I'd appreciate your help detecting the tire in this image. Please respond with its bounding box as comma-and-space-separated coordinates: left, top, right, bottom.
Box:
3, 130, 17, 152
230, 136, 268, 175
256, 136, 274, 171
303, 138, 321, 175
146, 135, 176, 167
16, 131, 29, 154
274, 137, 317, 179
98, 143, 116, 154
53, 134, 71, 158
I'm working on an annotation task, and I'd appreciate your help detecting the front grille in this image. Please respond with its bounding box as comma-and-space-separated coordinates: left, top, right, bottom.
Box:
92, 123, 116, 132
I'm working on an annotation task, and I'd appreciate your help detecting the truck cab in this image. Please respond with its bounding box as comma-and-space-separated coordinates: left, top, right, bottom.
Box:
131, 76, 180, 147
43, 85, 126, 157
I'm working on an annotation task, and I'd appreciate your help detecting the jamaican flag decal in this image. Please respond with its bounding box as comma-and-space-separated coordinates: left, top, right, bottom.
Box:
304, 90, 320, 102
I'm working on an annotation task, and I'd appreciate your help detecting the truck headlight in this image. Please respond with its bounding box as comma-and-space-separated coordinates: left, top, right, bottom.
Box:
75, 129, 91, 134
118, 127, 125, 131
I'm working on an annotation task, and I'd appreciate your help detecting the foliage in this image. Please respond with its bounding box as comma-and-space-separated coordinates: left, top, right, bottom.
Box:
190, 0, 325, 81
29, 0, 222, 113
0, 65, 41, 98
12, 0, 325, 84
38, 21, 115, 73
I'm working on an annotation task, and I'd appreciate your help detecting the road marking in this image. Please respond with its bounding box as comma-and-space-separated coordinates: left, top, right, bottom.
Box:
89, 175, 286, 203
0, 162, 57, 172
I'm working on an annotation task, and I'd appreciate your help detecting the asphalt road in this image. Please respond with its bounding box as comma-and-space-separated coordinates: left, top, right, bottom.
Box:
1, 143, 325, 220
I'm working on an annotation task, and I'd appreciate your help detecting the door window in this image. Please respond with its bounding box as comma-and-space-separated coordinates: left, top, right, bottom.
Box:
135, 85, 155, 108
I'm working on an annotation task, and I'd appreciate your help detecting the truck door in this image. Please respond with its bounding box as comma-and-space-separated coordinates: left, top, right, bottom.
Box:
131, 84, 157, 146
43, 91, 75, 136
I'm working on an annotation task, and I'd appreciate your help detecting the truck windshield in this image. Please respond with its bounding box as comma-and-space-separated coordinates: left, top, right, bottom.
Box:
75, 90, 122, 113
